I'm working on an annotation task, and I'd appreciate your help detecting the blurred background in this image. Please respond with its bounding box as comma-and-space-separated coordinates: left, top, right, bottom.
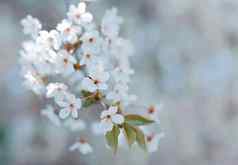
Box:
1, 0, 238, 164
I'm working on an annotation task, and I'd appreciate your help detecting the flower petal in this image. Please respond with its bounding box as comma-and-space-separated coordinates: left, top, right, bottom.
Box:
112, 114, 124, 124
81, 78, 97, 92
81, 13, 93, 23
71, 108, 78, 119
78, 2, 86, 14
97, 83, 108, 90
108, 106, 118, 115
80, 143, 93, 155
59, 108, 70, 119
100, 120, 113, 133
100, 110, 111, 119
56, 100, 68, 107
69, 142, 81, 151
75, 98, 82, 109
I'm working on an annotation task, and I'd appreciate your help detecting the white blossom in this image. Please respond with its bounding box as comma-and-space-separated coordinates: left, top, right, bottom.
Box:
57, 93, 82, 119
64, 119, 86, 132
111, 67, 134, 83
100, 106, 124, 133
67, 2, 93, 25
21, 15, 42, 38
81, 64, 109, 92
106, 83, 129, 102
46, 83, 68, 101
57, 19, 81, 43
69, 139, 93, 155
37, 30, 62, 50
81, 30, 102, 54
55, 50, 77, 76
41, 105, 61, 127
19, 41, 39, 62
23, 70, 46, 95
145, 105, 162, 123
79, 51, 97, 66
145, 132, 165, 153
101, 8, 123, 38
110, 38, 134, 59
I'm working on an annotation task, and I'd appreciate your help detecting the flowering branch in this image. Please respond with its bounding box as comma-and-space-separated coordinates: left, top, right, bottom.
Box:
19, 1, 164, 155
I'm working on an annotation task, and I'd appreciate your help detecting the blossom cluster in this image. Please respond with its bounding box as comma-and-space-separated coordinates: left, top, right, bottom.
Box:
20, 1, 163, 155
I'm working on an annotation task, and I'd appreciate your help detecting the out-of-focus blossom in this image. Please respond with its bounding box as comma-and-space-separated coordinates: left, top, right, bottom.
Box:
21, 15, 42, 38
69, 139, 93, 155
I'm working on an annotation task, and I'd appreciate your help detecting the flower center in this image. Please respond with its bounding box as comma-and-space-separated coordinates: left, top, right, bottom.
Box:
64, 58, 68, 64
47, 37, 54, 44
148, 106, 155, 114
76, 13, 81, 19
79, 138, 86, 144
70, 104, 74, 108
86, 54, 91, 59
94, 79, 100, 85
74, 63, 82, 71
64, 27, 71, 33
147, 135, 153, 142
89, 38, 95, 43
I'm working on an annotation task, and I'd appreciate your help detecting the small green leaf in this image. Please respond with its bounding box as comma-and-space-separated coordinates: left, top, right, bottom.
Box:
105, 125, 120, 154
82, 99, 96, 108
123, 123, 137, 146
81, 90, 93, 97
133, 127, 147, 151
125, 115, 154, 126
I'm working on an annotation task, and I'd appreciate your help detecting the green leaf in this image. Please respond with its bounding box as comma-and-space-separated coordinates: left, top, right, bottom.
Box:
125, 115, 154, 126
105, 125, 120, 154
82, 99, 96, 108
81, 90, 93, 97
133, 127, 147, 151
123, 123, 137, 146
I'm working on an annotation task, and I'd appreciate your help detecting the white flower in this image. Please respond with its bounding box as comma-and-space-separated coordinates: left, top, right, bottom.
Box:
35, 48, 58, 75
145, 105, 162, 123
110, 38, 134, 59
20, 41, 38, 62
111, 67, 134, 83
64, 119, 86, 132
37, 30, 62, 50
81, 64, 109, 92
41, 105, 61, 127
145, 132, 165, 153
23, 70, 46, 95
55, 50, 77, 76
46, 83, 68, 101
101, 8, 123, 38
57, 93, 82, 119
57, 19, 81, 43
69, 139, 93, 155
100, 106, 124, 133
81, 30, 102, 54
79, 51, 97, 66
106, 83, 129, 102
67, 2, 93, 25
21, 15, 42, 38
83, 22, 96, 32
